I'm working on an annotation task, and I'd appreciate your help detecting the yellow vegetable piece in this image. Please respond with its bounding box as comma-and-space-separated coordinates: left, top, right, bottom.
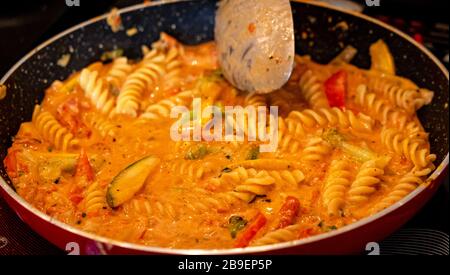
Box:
370, 39, 395, 74
106, 156, 160, 208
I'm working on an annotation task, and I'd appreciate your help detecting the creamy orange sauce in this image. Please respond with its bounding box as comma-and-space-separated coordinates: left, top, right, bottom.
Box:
4, 35, 435, 249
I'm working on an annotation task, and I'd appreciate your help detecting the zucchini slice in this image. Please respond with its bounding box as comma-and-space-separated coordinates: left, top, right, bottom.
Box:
106, 156, 160, 208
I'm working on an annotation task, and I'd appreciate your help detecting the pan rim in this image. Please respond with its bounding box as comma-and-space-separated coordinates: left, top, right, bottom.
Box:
0, 0, 448, 254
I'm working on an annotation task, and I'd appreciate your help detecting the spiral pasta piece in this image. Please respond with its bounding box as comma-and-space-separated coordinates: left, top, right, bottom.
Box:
275, 117, 301, 154
380, 127, 436, 169
219, 167, 257, 184
322, 160, 353, 216
299, 70, 329, 109
277, 132, 301, 154
265, 169, 305, 185
82, 181, 106, 215
116, 54, 166, 116
355, 84, 410, 129
32, 105, 79, 151
106, 57, 133, 90
244, 92, 267, 107
288, 107, 373, 133
114, 221, 148, 242
140, 90, 193, 120
169, 159, 214, 180
214, 167, 275, 202
252, 224, 301, 246
233, 170, 275, 202
83, 112, 117, 138
79, 68, 116, 115
348, 156, 391, 204
278, 117, 307, 139
123, 197, 178, 222
301, 137, 332, 162
184, 188, 238, 213
153, 200, 178, 219
124, 198, 152, 216
370, 172, 422, 213
162, 46, 183, 91
368, 77, 433, 112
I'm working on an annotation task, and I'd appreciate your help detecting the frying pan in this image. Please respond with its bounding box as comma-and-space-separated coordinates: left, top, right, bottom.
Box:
0, 0, 448, 255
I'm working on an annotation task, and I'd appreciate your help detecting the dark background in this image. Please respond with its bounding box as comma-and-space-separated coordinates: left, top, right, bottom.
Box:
0, 0, 449, 75
0, 0, 448, 254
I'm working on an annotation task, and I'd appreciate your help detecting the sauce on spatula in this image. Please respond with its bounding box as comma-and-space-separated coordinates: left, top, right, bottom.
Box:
215, 0, 295, 94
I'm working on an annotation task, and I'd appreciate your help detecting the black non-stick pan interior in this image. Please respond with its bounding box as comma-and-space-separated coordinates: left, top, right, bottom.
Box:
1, 0, 448, 186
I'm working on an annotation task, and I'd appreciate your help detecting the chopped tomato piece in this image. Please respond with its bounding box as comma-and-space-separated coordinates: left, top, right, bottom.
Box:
324, 70, 347, 108
164, 87, 181, 97
160, 32, 180, 49
248, 23, 256, 33
69, 194, 84, 205
56, 98, 90, 137
4, 149, 18, 178
277, 196, 300, 229
182, 42, 218, 69
298, 227, 315, 239
234, 212, 267, 248
75, 149, 95, 183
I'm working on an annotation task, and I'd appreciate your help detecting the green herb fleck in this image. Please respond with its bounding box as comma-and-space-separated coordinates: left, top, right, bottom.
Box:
326, 225, 338, 231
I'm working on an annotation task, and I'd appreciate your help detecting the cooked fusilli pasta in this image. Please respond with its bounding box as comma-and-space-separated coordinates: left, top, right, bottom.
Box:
81, 181, 106, 215
252, 224, 301, 246
322, 160, 353, 216
348, 156, 391, 204
106, 57, 133, 90
368, 77, 433, 113
32, 105, 79, 151
299, 70, 329, 109
116, 52, 166, 116
5, 35, 437, 250
288, 107, 374, 133
370, 171, 422, 213
79, 68, 116, 115
381, 127, 436, 169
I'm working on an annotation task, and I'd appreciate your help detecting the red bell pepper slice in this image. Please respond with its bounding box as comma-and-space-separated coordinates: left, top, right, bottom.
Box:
75, 149, 95, 183
277, 196, 300, 229
234, 212, 267, 248
324, 70, 347, 108
4, 149, 18, 178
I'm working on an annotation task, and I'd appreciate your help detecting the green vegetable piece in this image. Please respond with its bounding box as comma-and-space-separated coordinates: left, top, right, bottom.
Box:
246, 146, 260, 160
185, 145, 209, 160
326, 225, 338, 231
322, 128, 377, 163
229, 216, 248, 239
106, 156, 160, 208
